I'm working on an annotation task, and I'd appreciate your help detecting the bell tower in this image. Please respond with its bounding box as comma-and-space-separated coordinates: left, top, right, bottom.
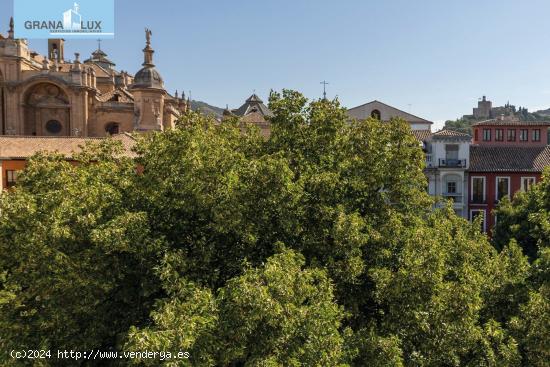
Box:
130, 29, 166, 131
48, 39, 65, 63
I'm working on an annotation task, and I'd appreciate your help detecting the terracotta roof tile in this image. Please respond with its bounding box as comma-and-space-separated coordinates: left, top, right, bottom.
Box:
470, 146, 550, 172
472, 118, 550, 127
0, 134, 136, 159
411, 130, 432, 142
432, 129, 471, 139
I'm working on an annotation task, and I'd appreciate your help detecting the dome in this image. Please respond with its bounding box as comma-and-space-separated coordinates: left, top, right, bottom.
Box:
131, 66, 164, 90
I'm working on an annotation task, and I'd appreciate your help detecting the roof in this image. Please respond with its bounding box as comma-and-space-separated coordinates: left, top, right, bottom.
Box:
0, 134, 136, 159
89, 63, 114, 78
431, 129, 471, 140
246, 94, 263, 103
470, 146, 550, 172
411, 130, 432, 142
84, 48, 116, 67
97, 88, 134, 103
240, 111, 268, 124
232, 94, 273, 117
347, 100, 433, 124
131, 66, 164, 90
472, 118, 550, 127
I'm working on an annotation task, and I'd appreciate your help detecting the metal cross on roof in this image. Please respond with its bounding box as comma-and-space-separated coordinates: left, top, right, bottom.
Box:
320, 80, 329, 100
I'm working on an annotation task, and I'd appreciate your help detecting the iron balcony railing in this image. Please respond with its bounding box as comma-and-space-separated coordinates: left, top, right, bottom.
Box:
439, 158, 467, 168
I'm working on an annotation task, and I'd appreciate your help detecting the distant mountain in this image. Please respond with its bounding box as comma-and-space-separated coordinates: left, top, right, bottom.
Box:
535, 107, 550, 117
190, 100, 224, 119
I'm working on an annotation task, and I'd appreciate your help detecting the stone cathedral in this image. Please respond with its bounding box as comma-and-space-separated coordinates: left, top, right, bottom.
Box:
0, 18, 189, 137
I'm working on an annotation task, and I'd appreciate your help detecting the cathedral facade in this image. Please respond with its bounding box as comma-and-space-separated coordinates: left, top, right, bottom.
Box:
0, 18, 188, 137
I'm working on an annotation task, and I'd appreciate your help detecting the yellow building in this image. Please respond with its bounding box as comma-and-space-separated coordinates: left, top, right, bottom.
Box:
0, 18, 188, 137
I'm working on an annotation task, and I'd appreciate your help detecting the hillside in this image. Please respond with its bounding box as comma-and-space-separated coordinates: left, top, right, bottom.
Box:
191, 100, 224, 119
535, 107, 550, 117
445, 105, 550, 134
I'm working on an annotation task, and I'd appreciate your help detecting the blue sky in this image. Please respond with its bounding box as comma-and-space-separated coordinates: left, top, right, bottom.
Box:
2, 0, 550, 129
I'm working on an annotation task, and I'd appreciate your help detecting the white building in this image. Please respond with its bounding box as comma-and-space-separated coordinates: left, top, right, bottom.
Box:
423, 130, 471, 218
347, 100, 432, 131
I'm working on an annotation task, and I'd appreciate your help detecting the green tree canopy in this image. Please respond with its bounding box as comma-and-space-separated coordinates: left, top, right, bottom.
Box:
0, 90, 541, 366
493, 171, 550, 366
0, 142, 160, 364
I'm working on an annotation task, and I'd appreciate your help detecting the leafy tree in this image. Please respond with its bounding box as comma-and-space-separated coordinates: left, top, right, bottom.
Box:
360, 207, 521, 366
126, 92, 525, 366
0, 90, 540, 366
493, 169, 550, 260
133, 116, 300, 290
0, 141, 160, 364
444, 117, 475, 134
508, 247, 550, 367
126, 249, 347, 366
493, 170, 550, 366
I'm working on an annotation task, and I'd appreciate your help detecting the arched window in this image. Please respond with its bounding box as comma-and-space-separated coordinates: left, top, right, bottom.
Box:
45, 120, 62, 134
105, 122, 120, 135
24, 83, 70, 136
371, 109, 381, 120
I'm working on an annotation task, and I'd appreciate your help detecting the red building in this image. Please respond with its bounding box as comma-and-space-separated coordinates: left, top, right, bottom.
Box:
0, 134, 135, 190
468, 116, 550, 233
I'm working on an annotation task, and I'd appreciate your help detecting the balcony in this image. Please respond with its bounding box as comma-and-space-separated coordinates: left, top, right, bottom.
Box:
439, 158, 466, 168
442, 193, 463, 203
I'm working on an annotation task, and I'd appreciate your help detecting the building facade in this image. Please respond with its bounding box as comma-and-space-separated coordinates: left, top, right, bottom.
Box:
424, 130, 471, 218
468, 116, 550, 233
0, 19, 188, 138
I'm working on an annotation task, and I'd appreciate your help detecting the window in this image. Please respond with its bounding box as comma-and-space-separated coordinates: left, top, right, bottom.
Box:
495, 129, 504, 141
447, 181, 457, 194
507, 129, 516, 142
105, 122, 120, 135
520, 129, 528, 141
445, 144, 459, 160
471, 176, 485, 203
470, 209, 486, 233
521, 177, 536, 192
533, 129, 541, 142
483, 129, 491, 141
370, 109, 381, 120
6, 170, 18, 188
45, 120, 62, 134
474, 129, 478, 141
496, 177, 510, 201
